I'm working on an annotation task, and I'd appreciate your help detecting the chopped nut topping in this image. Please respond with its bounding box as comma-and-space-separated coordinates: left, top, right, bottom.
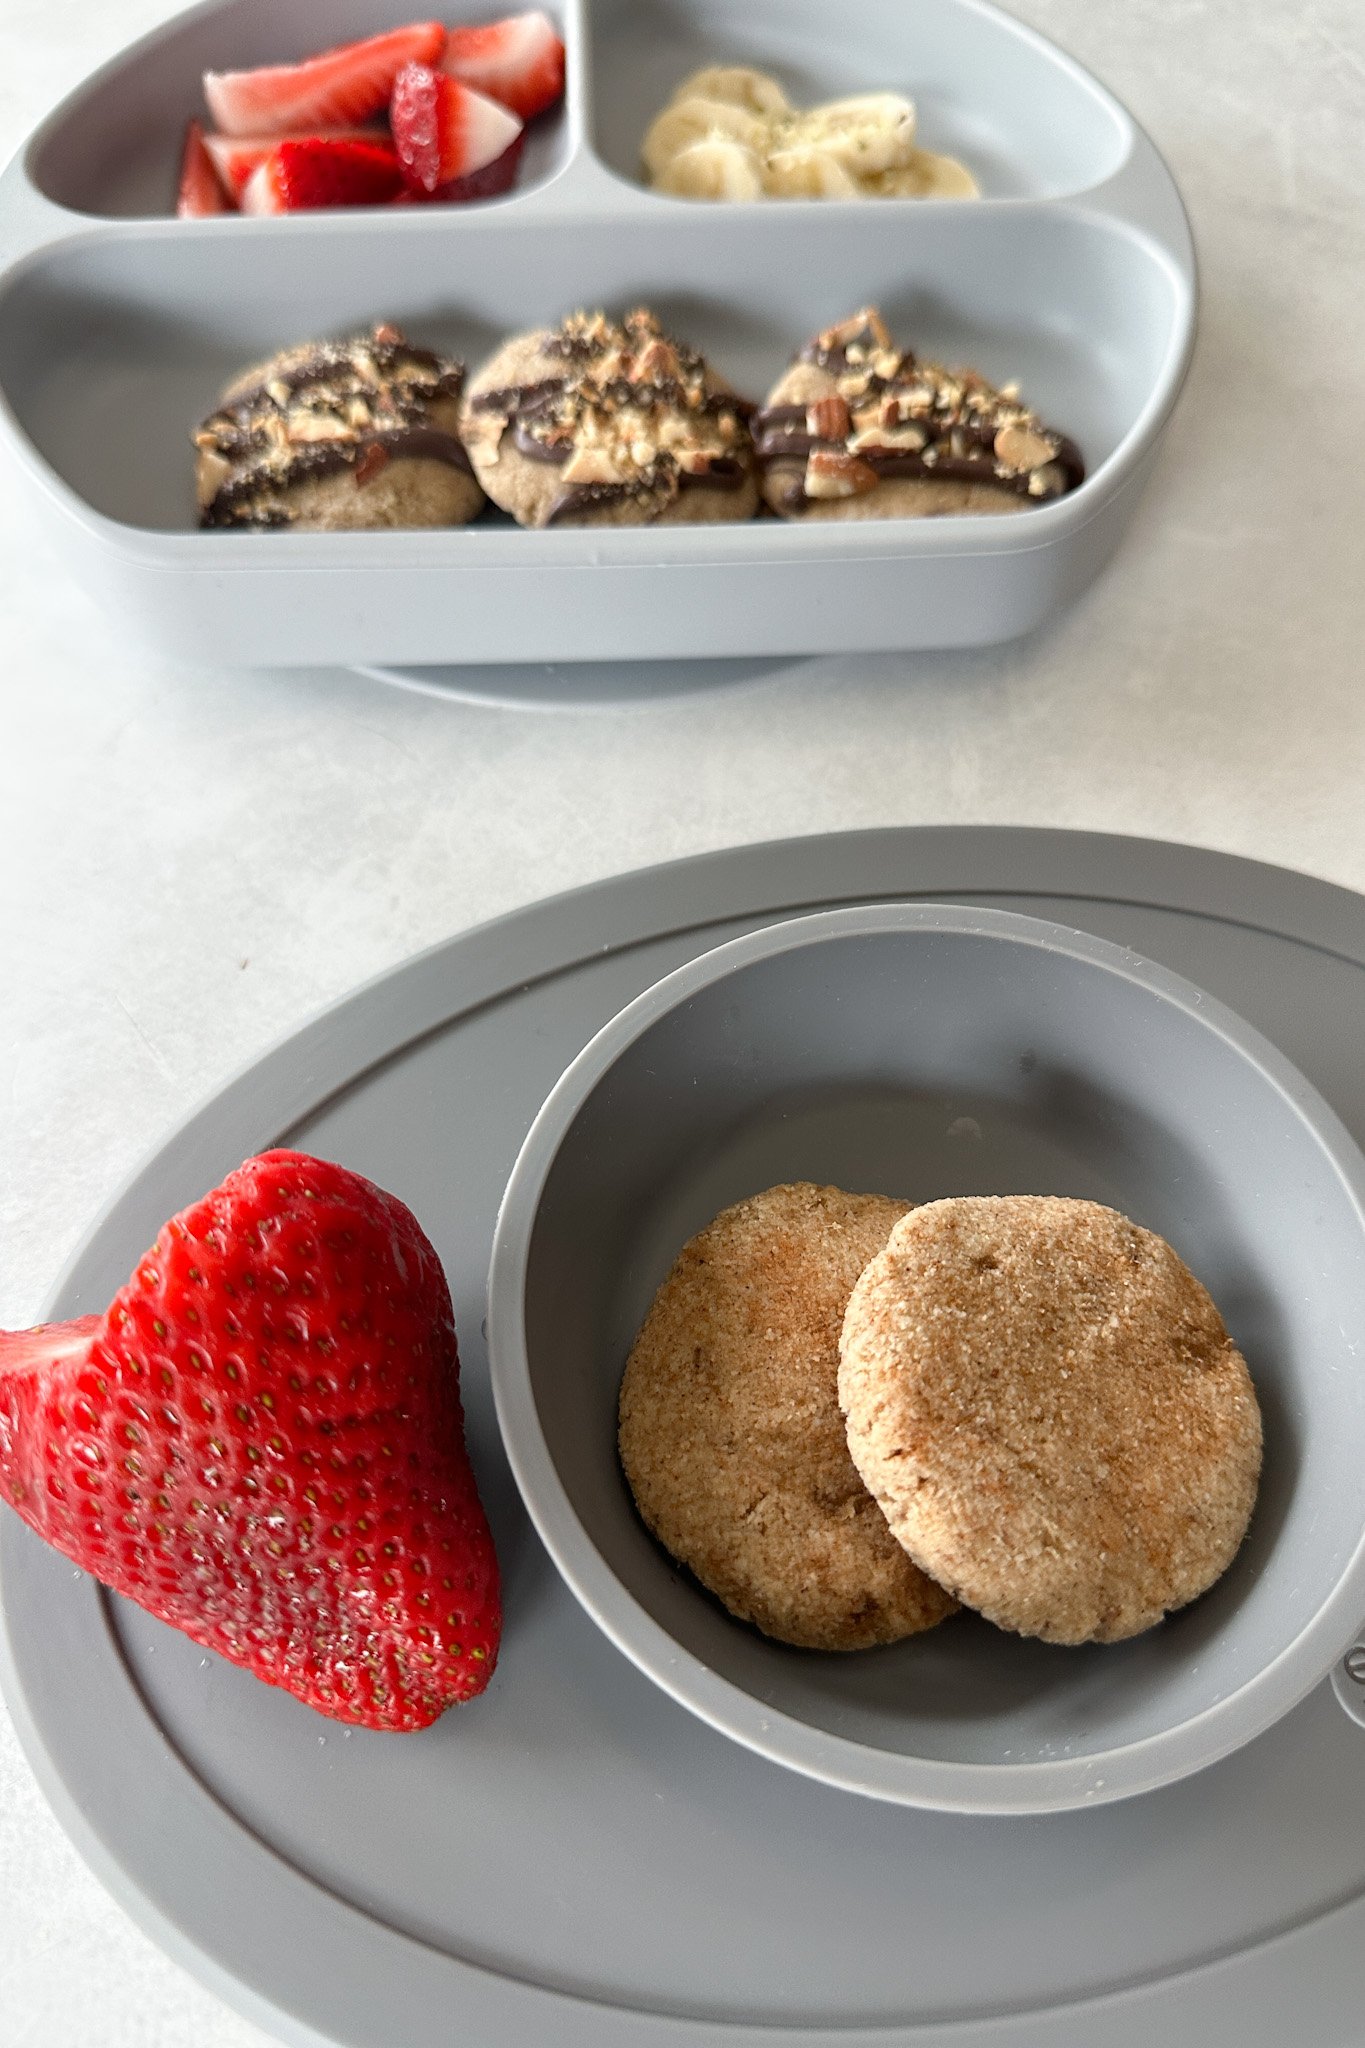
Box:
759, 304, 1083, 508
994, 422, 1056, 472
560, 446, 626, 486
193, 324, 468, 529
477, 309, 751, 514
353, 442, 391, 487
286, 410, 352, 443
806, 394, 852, 441
1027, 460, 1067, 498
804, 447, 880, 498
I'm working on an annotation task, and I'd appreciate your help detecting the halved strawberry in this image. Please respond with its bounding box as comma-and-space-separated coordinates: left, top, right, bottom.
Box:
440, 11, 565, 120
205, 22, 445, 138
205, 126, 386, 201
177, 118, 232, 216
390, 62, 522, 196
0, 1150, 501, 1731
241, 137, 405, 214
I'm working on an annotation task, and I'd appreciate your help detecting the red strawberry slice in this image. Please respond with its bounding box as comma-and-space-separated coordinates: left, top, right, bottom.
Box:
177, 118, 232, 215
241, 137, 404, 214
0, 1150, 500, 1731
205, 126, 386, 200
440, 11, 565, 120
204, 22, 445, 138
397, 129, 526, 203
391, 62, 522, 196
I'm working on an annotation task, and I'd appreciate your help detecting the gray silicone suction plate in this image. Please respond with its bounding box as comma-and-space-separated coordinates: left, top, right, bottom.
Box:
5, 830, 1365, 2048
0, 0, 1194, 665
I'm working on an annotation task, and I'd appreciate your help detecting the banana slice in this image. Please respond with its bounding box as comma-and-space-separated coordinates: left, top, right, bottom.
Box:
657, 137, 766, 201
862, 149, 979, 198
792, 93, 918, 174
641, 98, 770, 180
761, 144, 864, 200
642, 68, 978, 204
668, 65, 791, 116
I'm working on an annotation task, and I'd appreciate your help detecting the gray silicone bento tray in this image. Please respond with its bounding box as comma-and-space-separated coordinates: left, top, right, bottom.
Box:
5, 827, 1365, 2048
0, 0, 1195, 667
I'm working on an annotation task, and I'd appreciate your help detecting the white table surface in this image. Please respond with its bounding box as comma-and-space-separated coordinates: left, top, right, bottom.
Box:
2, 1, 1363, 2040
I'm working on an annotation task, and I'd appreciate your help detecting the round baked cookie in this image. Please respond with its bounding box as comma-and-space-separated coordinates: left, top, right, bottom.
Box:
839, 1196, 1262, 1645
460, 307, 759, 529
618, 1182, 957, 1650
194, 323, 484, 531
753, 306, 1084, 521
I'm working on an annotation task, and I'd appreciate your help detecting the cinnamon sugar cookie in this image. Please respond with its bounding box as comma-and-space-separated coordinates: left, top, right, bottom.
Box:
618, 1183, 956, 1650
839, 1196, 1262, 1645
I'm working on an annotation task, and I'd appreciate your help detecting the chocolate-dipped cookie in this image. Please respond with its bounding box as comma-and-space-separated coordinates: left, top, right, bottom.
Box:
753, 307, 1084, 521
194, 324, 484, 532
460, 308, 759, 529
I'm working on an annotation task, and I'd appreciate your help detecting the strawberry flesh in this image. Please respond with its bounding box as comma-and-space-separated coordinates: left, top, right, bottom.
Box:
390, 62, 523, 195
205, 126, 388, 200
177, 118, 232, 215
440, 11, 565, 121
0, 1150, 500, 1731
241, 137, 404, 214
204, 22, 446, 138
398, 130, 526, 204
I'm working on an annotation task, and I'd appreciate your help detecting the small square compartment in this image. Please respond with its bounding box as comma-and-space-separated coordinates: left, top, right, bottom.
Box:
586, 0, 1132, 202
27, 0, 573, 219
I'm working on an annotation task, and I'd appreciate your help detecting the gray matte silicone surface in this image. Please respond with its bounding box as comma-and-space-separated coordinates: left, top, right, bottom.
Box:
488, 902, 1365, 1813
0, 0, 1194, 666
5, 829, 1365, 2048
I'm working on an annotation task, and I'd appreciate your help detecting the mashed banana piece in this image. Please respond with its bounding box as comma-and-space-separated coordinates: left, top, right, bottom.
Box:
643, 65, 979, 202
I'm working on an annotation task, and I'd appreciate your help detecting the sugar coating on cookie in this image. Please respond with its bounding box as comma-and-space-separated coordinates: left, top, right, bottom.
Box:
460, 307, 759, 529
753, 306, 1084, 521
839, 1196, 1263, 1645
618, 1183, 957, 1650
194, 324, 483, 531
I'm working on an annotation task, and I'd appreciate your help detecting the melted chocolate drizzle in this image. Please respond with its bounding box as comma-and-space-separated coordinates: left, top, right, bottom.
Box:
197, 326, 472, 529
755, 320, 1086, 508
201, 427, 472, 529
470, 312, 755, 526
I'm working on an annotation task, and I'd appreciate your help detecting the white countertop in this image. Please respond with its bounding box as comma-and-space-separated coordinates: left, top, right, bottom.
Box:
2, 0, 1363, 2040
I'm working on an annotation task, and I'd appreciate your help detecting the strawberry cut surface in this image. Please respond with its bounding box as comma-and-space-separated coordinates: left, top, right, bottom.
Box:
204, 22, 445, 138
0, 1150, 501, 1731
391, 61, 522, 194
441, 10, 565, 120
241, 137, 404, 213
205, 126, 387, 200
177, 118, 232, 215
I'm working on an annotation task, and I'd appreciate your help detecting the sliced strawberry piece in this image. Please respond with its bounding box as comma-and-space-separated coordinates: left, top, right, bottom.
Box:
177, 118, 232, 215
433, 127, 526, 201
0, 1150, 501, 1731
204, 126, 386, 200
440, 11, 565, 120
204, 22, 445, 138
398, 130, 526, 203
390, 62, 522, 196
241, 137, 404, 214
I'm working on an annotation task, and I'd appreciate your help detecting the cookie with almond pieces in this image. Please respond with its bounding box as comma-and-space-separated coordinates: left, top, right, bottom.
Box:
753, 307, 1084, 520
460, 307, 759, 529
195, 324, 484, 531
